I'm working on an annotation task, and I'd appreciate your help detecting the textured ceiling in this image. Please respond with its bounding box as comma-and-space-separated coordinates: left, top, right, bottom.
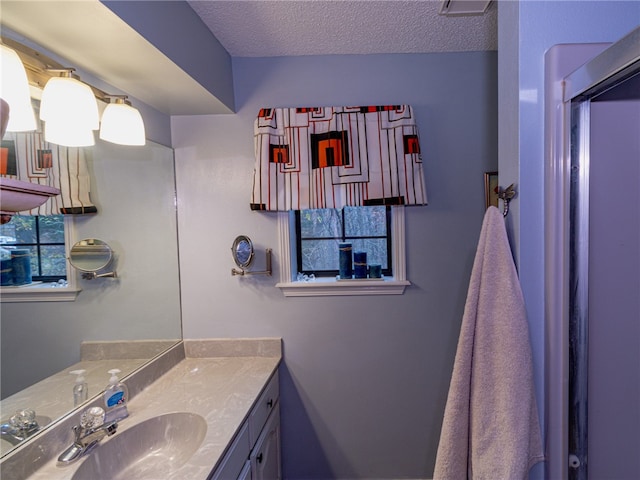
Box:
187, 0, 497, 57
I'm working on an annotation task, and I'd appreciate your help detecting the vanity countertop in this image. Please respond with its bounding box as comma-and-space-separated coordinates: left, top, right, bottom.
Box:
12, 339, 282, 480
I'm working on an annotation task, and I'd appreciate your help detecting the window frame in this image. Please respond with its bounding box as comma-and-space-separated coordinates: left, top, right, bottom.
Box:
294, 206, 393, 278
0, 216, 80, 302
276, 206, 410, 297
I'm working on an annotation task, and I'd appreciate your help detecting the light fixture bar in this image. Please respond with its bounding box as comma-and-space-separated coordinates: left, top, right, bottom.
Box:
2, 36, 123, 107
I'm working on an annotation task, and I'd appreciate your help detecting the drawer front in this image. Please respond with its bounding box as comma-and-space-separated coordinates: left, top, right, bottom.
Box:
210, 422, 250, 480
249, 371, 280, 446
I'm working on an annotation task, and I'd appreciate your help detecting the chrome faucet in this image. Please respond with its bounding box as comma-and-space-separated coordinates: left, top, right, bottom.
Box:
57, 406, 118, 465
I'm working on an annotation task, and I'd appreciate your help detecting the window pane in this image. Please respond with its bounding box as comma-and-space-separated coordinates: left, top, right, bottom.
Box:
38, 215, 65, 243
344, 206, 387, 237
300, 209, 342, 239
300, 238, 340, 271
40, 245, 67, 276
350, 238, 388, 269
25, 245, 38, 275
0, 215, 36, 244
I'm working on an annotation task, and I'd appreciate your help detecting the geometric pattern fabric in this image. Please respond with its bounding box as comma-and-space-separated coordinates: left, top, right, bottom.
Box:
252, 105, 427, 211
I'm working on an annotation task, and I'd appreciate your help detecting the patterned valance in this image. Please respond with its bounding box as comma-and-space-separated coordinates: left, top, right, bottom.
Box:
1, 131, 96, 215
251, 105, 427, 211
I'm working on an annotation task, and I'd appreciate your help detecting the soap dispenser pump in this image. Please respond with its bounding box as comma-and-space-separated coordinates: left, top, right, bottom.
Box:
69, 369, 88, 406
103, 369, 129, 423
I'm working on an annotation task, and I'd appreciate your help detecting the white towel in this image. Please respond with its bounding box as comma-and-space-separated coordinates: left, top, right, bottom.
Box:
433, 206, 544, 480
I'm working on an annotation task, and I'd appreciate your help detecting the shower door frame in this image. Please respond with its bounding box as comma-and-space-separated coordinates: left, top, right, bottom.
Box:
544, 26, 640, 480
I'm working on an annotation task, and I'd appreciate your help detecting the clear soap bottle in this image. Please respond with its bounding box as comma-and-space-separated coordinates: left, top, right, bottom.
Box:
70, 369, 88, 406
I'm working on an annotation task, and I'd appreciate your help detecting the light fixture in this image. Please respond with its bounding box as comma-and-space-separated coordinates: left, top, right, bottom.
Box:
2, 36, 146, 148
99, 96, 146, 146
40, 69, 99, 146
44, 118, 95, 148
439, 0, 492, 16
0, 44, 37, 132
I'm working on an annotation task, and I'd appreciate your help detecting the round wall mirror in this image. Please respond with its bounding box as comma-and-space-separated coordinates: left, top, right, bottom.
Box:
69, 239, 114, 274
231, 235, 254, 269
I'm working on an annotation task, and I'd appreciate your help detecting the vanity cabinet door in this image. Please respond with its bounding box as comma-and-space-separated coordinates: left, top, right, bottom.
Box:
249, 372, 279, 446
250, 407, 281, 480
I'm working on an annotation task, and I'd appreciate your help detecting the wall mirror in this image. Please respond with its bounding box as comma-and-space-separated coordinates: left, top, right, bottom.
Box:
68, 238, 117, 279
230, 235, 272, 277
232, 235, 254, 269
0, 137, 182, 457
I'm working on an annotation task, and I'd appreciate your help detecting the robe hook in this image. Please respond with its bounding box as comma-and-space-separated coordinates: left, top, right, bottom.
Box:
495, 184, 516, 217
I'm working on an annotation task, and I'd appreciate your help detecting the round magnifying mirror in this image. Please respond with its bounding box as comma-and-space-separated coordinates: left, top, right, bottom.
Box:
69, 239, 113, 272
231, 235, 254, 269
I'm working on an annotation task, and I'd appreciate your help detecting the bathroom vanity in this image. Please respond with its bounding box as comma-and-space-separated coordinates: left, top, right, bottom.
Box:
0, 338, 282, 480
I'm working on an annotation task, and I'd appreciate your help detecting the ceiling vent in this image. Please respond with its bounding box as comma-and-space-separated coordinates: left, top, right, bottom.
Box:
440, 0, 492, 16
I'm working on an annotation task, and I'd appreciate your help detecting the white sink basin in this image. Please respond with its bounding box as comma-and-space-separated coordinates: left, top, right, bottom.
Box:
70, 412, 207, 480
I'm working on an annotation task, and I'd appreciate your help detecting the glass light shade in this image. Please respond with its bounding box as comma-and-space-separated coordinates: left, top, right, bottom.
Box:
40, 76, 99, 130
99, 102, 146, 146
44, 119, 95, 147
0, 45, 37, 132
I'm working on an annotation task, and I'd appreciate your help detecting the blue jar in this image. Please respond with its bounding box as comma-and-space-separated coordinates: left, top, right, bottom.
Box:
1, 258, 12, 286
353, 251, 367, 279
369, 264, 382, 278
339, 243, 352, 279
11, 249, 32, 285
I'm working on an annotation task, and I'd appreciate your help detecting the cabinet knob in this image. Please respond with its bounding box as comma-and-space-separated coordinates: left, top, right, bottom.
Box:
267, 399, 273, 409
257, 452, 263, 464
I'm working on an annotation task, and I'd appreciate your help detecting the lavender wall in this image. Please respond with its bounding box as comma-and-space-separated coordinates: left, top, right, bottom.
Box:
173, 52, 497, 479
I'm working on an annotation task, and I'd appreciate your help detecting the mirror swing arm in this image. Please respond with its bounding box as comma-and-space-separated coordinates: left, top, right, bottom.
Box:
79, 270, 118, 280
230, 235, 272, 276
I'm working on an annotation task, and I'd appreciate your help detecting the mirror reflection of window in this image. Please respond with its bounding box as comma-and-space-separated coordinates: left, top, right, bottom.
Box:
0, 215, 66, 285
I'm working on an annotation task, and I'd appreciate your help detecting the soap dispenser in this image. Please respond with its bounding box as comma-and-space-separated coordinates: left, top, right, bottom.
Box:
69, 369, 88, 406
103, 369, 129, 423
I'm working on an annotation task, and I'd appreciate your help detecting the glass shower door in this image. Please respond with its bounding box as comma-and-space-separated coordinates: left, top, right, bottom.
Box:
567, 36, 640, 480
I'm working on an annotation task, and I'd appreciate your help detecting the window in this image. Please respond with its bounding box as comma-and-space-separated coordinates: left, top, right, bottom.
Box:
295, 206, 392, 277
277, 207, 410, 296
0, 215, 78, 302
0, 215, 66, 282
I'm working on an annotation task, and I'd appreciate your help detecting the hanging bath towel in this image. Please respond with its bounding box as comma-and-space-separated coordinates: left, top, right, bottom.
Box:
433, 206, 544, 480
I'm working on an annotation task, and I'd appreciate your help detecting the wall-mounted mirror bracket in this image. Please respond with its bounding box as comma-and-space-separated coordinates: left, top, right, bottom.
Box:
79, 270, 118, 280
231, 235, 272, 276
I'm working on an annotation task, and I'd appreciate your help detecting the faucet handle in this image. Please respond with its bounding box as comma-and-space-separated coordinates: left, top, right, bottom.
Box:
80, 407, 105, 430
10, 409, 37, 431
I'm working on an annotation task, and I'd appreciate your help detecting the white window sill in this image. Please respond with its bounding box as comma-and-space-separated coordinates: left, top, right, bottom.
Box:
0, 283, 81, 302
276, 277, 410, 297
